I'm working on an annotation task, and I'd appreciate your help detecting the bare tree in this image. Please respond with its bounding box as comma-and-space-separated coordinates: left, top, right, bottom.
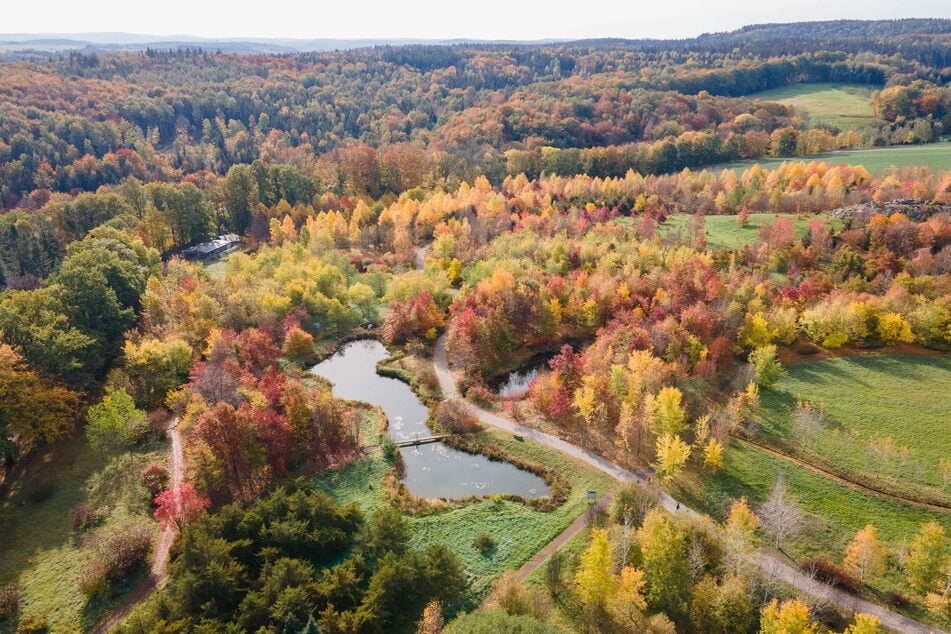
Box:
687, 533, 707, 583
759, 475, 805, 554
618, 506, 635, 569
792, 400, 827, 451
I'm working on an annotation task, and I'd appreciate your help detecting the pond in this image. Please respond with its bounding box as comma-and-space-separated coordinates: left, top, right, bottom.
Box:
310, 339, 550, 500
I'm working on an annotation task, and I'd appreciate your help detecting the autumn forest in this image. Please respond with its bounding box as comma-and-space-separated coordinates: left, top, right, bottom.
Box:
1, 17, 951, 634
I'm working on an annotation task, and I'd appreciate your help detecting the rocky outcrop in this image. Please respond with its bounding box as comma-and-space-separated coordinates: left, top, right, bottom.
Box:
829, 199, 951, 221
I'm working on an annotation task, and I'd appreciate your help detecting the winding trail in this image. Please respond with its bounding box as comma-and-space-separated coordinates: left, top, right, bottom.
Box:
95, 417, 183, 634
735, 436, 951, 513
433, 334, 944, 633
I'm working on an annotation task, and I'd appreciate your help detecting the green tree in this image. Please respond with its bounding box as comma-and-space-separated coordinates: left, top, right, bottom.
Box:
637, 509, 690, 618
223, 164, 259, 235
749, 344, 784, 388
647, 386, 686, 435
906, 521, 949, 595
85, 388, 147, 453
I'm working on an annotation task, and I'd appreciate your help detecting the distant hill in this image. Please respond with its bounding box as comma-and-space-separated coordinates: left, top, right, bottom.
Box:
2, 18, 949, 57
0, 32, 558, 56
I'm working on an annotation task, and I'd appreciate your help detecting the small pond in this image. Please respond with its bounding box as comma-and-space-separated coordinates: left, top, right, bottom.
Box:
310, 339, 550, 500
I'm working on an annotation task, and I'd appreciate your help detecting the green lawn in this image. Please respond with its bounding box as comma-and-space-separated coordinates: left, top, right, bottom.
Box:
673, 440, 951, 562
710, 143, 951, 176
314, 430, 614, 602
644, 212, 843, 249
749, 83, 876, 131
0, 437, 165, 633
757, 355, 951, 498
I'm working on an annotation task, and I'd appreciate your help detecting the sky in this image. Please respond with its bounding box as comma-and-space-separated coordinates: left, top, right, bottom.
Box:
3, 0, 950, 41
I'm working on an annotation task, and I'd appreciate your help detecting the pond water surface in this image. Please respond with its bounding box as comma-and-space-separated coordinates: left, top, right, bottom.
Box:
310, 339, 549, 500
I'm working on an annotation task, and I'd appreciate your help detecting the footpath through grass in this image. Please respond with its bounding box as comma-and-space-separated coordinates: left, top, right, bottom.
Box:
748, 83, 876, 131
0, 437, 164, 633
672, 439, 951, 563
314, 429, 614, 601
758, 354, 951, 495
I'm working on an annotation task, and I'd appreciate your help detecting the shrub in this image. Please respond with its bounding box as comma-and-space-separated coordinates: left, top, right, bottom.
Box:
802, 558, 858, 593
104, 524, 152, 581
15, 613, 49, 633
146, 409, 173, 437
0, 584, 20, 621
79, 524, 152, 597
435, 400, 480, 434
139, 463, 170, 499
78, 560, 108, 599
380, 435, 399, 464
888, 591, 911, 609
465, 384, 496, 409
70, 504, 102, 533
473, 532, 496, 554
283, 325, 315, 357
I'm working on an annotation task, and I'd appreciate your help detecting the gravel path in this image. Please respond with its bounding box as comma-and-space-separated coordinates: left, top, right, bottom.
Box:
95, 417, 183, 634
433, 333, 944, 633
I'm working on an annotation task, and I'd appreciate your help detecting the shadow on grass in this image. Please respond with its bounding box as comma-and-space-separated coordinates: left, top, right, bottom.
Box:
0, 437, 162, 632
79, 569, 150, 633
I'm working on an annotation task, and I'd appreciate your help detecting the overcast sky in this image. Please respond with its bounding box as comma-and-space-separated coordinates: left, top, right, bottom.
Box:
4, 0, 950, 40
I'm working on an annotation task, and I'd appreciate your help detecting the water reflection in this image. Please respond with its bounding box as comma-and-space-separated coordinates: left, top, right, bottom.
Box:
310, 339, 550, 500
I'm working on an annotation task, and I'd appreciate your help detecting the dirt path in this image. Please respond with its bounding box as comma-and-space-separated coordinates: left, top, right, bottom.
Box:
94, 417, 183, 634
513, 489, 616, 584
432, 334, 945, 634
736, 436, 951, 513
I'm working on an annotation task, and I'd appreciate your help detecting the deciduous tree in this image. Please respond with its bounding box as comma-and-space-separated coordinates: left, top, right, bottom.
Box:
575, 528, 614, 609
844, 524, 885, 582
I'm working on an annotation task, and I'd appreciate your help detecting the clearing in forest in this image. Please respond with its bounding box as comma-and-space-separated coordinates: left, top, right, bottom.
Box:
756, 354, 951, 502
750, 83, 877, 130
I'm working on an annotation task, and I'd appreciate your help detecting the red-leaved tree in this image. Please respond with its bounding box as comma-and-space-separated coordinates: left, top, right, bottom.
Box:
153, 483, 210, 532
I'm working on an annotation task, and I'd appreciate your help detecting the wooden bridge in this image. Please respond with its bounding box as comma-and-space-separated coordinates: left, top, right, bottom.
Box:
393, 434, 453, 447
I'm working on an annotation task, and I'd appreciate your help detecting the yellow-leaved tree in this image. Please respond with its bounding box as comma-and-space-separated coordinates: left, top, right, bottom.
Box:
843, 524, 885, 582
759, 598, 817, 634
575, 528, 614, 608
655, 433, 691, 481
648, 386, 687, 435
605, 566, 647, 627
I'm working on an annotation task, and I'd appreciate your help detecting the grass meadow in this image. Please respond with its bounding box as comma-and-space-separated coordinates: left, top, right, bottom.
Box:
749, 83, 876, 131
757, 355, 951, 499
0, 438, 164, 633
314, 429, 614, 603
711, 143, 951, 176
652, 212, 843, 249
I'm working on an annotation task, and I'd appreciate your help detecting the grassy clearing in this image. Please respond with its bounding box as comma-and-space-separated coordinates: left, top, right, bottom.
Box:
710, 143, 951, 176
672, 439, 951, 629
758, 355, 951, 494
314, 429, 614, 602
0, 437, 164, 633
672, 440, 951, 563
749, 83, 876, 130
637, 212, 843, 249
